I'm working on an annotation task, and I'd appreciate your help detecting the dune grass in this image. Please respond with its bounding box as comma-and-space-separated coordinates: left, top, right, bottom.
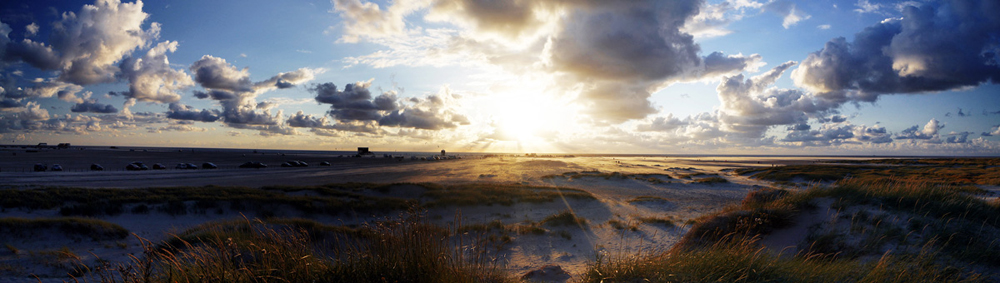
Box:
582, 236, 981, 283
541, 210, 588, 227
627, 196, 671, 203
85, 213, 515, 283
0, 183, 596, 218
692, 176, 729, 185
0, 217, 129, 241
541, 171, 673, 183
588, 176, 1000, 282
736, 159, 1000, 186
0, 185, 414, 217
421, 183, 595, 207
637, 216, 677, 227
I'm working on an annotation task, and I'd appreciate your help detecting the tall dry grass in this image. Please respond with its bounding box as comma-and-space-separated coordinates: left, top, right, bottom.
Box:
83, 212, 515, 283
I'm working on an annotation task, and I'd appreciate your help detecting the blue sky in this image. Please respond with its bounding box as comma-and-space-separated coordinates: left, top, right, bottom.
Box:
0, 0, 998, 155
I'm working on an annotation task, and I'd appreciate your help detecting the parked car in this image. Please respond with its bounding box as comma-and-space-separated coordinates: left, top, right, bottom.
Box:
34, 164, 47, 172
50, 164, 63, 171
202, 162, 218, 169
239, 161, 267, 169
152, 163, 166, 170
90, 163, 104, 171
319, 161, 331, 166
126, 162, 149, 171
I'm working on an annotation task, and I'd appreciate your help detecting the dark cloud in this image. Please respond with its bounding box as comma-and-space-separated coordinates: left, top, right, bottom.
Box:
636, 114, 685, 132
310, 81, 469, 131
377, 92, 469, 130
895, 119, 944, 140
193, 89, 238, 100
781, 123, 891, 146
312, 80, 399, 121
716, 61, 838, 138
428, 0, 542, 39
0, 102, 109, 135
254, 68, 320, 91
983, 126, 1000, 137
165, 103, 221, 122
275, 80, 294, 89
782, 124, 854, 145
788, 123, 811, 131
548, 2, 701, 82
0, 0, 160, 85
2, 38, 61, 70
286, 111, 329, 128
957, 108, 970, 117
190, 55, 320, 95
793, 0, 1000, 103
219, 100, 283, 126
187, 54, 319, 135
946, 132, 972, 143
543, 0, 760, 123
190, 55, 253, 92
0, 98, 22, 108
70, 100, 118, 113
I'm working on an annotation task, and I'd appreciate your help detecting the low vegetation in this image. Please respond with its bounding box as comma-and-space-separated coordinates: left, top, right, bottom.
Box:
0, 217, 129, 241
737, 158, 1000, 186
585, 174, 1000, 282
607, 219, 638, 232
627, 196, 670, 204
637, 216, 676, 227
0, 183, 597, 217
540, 210, 588, 227
692, 176, 729, 185
541, 171, 673, 183
421, 183, 595, 207
83, 213, 515, 283
583, 237, 982, 282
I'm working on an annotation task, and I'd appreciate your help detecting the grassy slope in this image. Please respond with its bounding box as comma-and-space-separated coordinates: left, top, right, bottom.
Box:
583, 159, 1000, 282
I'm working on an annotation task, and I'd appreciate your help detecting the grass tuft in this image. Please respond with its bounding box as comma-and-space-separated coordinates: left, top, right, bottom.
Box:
541, 210, 588, 227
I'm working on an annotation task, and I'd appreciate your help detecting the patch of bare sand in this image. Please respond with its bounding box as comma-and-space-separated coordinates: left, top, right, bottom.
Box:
757, 198, 836, 256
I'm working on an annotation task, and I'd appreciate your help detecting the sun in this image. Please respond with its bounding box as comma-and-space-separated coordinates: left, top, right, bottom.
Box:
486, 91, 577, 152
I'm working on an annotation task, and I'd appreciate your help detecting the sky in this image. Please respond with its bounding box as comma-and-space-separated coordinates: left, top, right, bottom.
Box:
0, 0, 998, 155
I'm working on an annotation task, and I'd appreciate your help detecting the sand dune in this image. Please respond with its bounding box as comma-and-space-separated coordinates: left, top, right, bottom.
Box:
0, 147, 855, 281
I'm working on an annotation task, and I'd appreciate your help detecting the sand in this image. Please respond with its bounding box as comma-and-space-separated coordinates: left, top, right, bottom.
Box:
0, 147, 855, 282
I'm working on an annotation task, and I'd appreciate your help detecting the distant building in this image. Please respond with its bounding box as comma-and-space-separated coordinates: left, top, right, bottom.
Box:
358, 147, 372, 155
36, 143, 47, 148
57, 143, 70, 149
